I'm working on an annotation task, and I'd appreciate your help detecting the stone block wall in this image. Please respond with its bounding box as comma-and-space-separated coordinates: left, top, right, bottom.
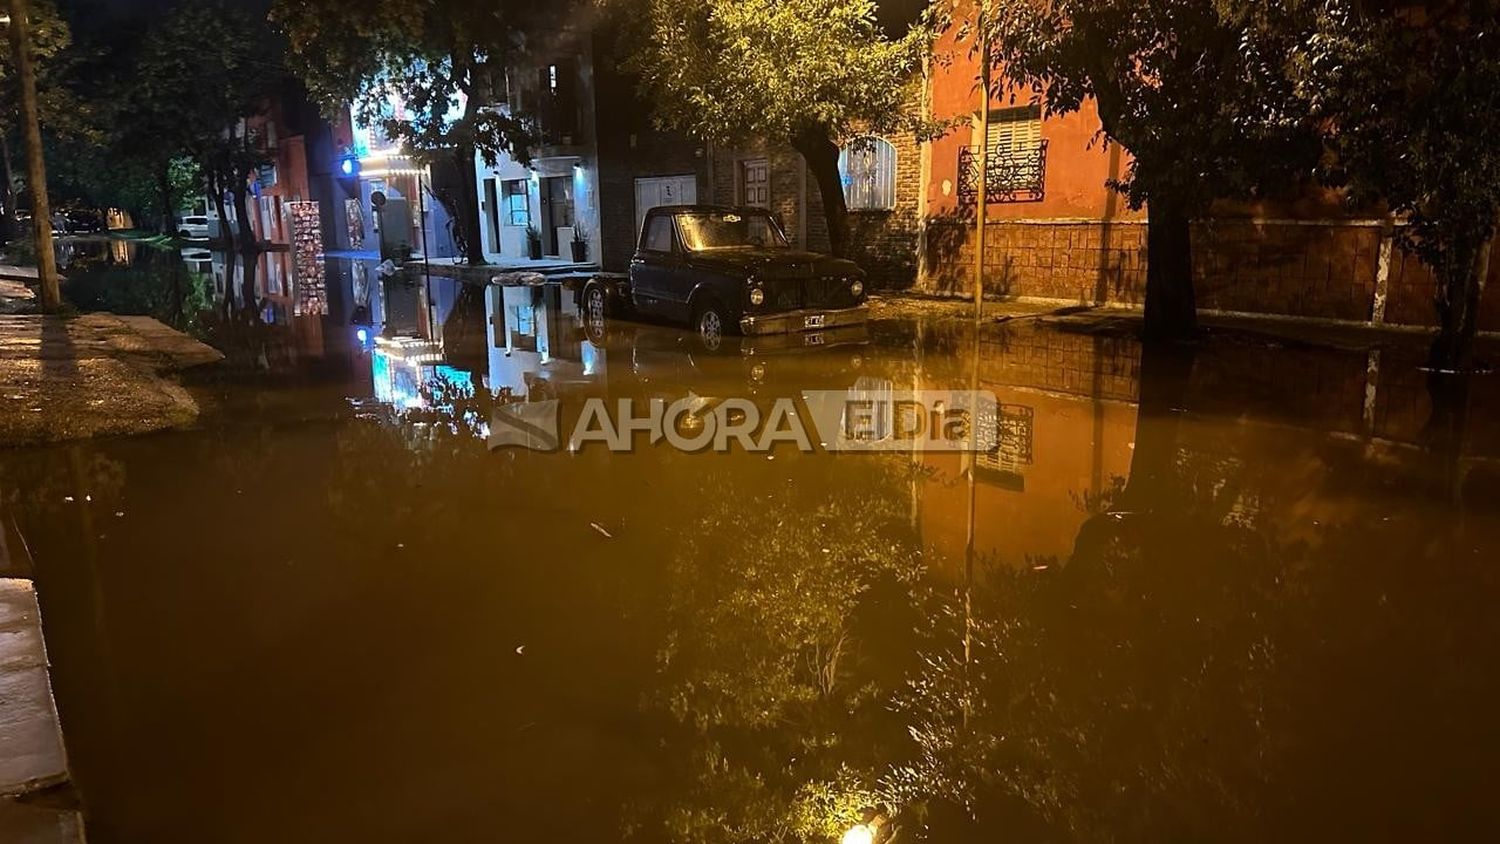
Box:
977, 328, 1141, 402
921, 216, 1500, 330
924, 219, 1147, 303
1191, 222, 1382, 321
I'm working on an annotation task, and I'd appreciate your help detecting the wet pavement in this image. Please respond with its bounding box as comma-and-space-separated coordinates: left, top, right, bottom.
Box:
1, 238, 1499, 841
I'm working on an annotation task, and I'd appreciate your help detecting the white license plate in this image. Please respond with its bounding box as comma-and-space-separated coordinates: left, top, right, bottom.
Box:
804, 332, 826, 346
803, 314, 827, 329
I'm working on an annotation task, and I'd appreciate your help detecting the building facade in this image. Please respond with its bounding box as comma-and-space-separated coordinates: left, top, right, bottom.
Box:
917, 0, 1500, 331
470, 25, 715, 272
472, 26, 603, 267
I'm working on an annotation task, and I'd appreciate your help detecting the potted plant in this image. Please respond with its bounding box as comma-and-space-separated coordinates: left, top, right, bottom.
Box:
570, 229, 588, 262
526, 224, 542, 260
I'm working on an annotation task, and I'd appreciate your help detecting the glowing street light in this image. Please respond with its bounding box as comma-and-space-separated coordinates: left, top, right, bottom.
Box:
841, 824, 875, 844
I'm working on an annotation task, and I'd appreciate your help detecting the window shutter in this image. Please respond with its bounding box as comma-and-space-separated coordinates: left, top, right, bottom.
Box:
987, 105, 1042, 154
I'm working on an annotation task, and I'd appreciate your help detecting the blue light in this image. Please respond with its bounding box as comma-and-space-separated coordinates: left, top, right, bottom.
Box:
356, 327, 369, 343
341, 157, 356, 176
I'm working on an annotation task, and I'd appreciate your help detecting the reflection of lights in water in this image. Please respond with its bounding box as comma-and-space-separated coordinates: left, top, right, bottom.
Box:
842, 825, 874, 844
580, 339, 604, 376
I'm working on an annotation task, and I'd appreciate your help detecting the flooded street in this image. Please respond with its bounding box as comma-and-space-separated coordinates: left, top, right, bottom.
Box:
3, 239, 1500, 842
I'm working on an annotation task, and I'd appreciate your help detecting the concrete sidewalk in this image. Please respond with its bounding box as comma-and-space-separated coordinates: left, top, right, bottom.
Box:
0, 579, 84, 842
0, 278, 35, 315
0, 313, 223, 447
868, 292, 1500, 355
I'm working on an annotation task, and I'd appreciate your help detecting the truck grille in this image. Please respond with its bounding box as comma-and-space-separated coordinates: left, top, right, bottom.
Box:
760, 277, 856, 310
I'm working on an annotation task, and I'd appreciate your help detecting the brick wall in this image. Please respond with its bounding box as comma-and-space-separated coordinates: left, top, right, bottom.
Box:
710, 141, 822, 251
921, 217, 1500, 330
594, 51, 709, 272
846, 125, 922, 289
708, 122, 922, 287
596, 132, 707, 271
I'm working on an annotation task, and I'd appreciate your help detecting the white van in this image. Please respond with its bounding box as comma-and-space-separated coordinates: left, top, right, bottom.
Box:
177, 215, 212, 241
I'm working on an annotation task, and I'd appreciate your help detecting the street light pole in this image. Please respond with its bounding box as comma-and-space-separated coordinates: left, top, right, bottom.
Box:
973, 0, 991, 322
5, 0, 59, 311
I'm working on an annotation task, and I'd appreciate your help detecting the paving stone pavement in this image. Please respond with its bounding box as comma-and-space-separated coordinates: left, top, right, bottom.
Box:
0, 313, 222, 447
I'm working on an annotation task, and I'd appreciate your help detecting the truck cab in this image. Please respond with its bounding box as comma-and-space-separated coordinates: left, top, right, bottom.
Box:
597, 205, 868, 345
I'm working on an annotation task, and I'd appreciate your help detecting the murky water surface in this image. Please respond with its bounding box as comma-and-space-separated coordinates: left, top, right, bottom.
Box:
3, 239, 1499, 842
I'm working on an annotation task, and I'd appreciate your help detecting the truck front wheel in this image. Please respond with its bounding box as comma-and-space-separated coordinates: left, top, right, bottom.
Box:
692, 299, 730, 351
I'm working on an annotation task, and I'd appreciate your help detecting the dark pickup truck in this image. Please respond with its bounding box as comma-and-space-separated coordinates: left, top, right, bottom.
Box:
582, 205, 868, 344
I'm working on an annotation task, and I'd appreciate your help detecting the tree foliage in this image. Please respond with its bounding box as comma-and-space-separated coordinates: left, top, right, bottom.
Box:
272, 0, 548, 263
1291, 0, 1500, 370
620, 0, 930, 256
122, 1, 284, 235
986, 0, 1320, 339
0, 0, 90, 225
37, 0, 285, 234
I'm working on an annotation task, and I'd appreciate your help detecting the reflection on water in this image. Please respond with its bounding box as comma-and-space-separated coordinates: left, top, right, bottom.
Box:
6, 238, 1500, 842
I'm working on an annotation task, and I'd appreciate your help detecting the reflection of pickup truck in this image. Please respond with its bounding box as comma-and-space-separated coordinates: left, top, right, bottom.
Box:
583, 205, 868, 346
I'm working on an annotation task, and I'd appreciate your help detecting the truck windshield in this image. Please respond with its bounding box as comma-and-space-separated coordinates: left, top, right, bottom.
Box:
676, 212, 789, 251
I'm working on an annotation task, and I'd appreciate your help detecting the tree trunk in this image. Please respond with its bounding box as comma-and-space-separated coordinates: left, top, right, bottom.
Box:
1143, 198, 1197, 343
230, 172, 256, 249
1428, 237, 1488, 372
791, 126, 850, 257
242, 245, 258, 311
0, 131, 16, 238
7, 0, 59, 311
204, 164, 232, 249
157, 160, 175, 235
1120, 341, 1196, 511
1423, 368, 1472, 502
453, 142, 486, 265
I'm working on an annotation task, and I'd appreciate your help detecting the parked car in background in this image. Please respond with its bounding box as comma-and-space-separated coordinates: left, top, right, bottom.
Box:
64, 209, 104, 234
588, 205, 868, 346
177, 215, 212, 240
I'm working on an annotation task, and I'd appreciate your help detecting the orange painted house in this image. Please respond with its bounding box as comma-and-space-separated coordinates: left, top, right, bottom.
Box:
912, 0, 1500, 331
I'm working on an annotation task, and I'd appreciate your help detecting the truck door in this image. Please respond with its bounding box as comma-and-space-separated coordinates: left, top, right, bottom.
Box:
631, 213, 687, 318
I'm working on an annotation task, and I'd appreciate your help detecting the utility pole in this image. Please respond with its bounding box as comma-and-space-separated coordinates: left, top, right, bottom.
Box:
5, 0, 59, 311
973, 0, 991, 322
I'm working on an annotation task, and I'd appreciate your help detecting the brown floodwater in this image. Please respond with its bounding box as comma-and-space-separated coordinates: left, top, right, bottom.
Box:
2, 242, 1500, 842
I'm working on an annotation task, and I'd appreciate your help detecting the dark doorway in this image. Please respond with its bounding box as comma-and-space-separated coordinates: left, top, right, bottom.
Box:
539, 176, 574, 257
483, 178, 501, 255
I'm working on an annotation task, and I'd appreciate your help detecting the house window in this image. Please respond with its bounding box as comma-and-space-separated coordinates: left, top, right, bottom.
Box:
986, 104, 1042, 154
959, 104, 1048, 204
537, 59, 578, 142
740, 159, 769, 208
838, 137, 897, 210
502, 180, 529, 226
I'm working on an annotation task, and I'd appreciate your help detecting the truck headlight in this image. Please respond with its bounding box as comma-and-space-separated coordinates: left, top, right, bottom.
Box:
749, 286, 765, 306
850, 279, 864, 297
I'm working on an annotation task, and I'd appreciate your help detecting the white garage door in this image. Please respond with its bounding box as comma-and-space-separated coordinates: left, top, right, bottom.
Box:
634, 175, 698, 245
